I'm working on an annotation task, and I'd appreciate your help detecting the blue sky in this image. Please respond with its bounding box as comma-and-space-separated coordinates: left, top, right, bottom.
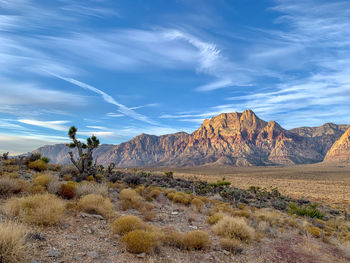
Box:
1, 0, 350, 154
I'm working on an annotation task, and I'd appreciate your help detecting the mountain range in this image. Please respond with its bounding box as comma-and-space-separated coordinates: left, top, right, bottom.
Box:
33, 110, 350, 167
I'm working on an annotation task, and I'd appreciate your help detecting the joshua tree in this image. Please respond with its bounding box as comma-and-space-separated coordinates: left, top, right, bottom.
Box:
67, 126, 100, 182
2, 152, 9, 160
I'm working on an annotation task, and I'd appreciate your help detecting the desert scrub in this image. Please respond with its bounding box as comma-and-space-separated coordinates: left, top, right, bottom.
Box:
61, 181, 76, 199
207, 213, 224, 225
0, 177, 27, 196
288, 203, 324, 219
0, 221, 29, 263
119, 188, 144, 210
219, 238, 243, 254
213, 216, 255, 242
75, 182, 108, 198
33, 174, 52, 187
306, 226, 322, 238
3, 194, 65, 226
77, 194, 114, 218
182, 230, 211, 250
113, 215, 144, 236
28, 159, 47, 171
121, 230, 162, 254
191, 198, 204, 212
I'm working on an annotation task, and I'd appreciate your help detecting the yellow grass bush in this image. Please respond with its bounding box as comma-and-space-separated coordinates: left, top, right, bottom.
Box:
212, 216, 255, 242
182, 230, 211, 250
121, 230, 161, 254
148, 189, 162, 199
3, 194, 65, 226
113, 215, 144, 236
28, 160, 47, 171
33, 174, 52, 187
167, 192, 175, 200
191, 198, 204, 212
77, 194, 114, 218
75, 182, 108, 198
29, 184, 46, 194
307, 226, 322, 238
119, 188, 138, 200
0, 222, 29, 263
142, 209, 156, 221
207, 213, 224, 225
219, 238, 243, 254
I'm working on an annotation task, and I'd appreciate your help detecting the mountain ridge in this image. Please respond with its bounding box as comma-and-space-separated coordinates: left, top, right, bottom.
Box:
32, 110, 350, 167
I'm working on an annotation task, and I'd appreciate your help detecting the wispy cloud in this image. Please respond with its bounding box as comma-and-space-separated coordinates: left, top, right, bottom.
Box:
18, 119, 70, 131
50, 74, 157, 125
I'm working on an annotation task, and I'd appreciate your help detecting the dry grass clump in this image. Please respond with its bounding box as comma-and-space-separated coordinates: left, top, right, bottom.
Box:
77, 194, 114, 218
212, 216, 255, 242
219, 238, 243, 254
75, 182, 108, 198
0, 177, 27, 196
0, 221, 30, 263
191, 198, 204, 212
119, 188, 138, 200
28, 160, 47, 171
33, 174, 52, 187
121, 230, 162, 254
306, 226, 322, 238
206, 213, 224, 225
119, 188, 145, 210
182, 230, 211, 250
113, 215, 144, 236
162, 227, 211, 250
142, 209, 156, 221
172, 192, 192, 205
3, 194, 65, 226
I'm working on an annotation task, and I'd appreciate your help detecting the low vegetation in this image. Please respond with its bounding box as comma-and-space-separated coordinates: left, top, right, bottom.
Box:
3, 194, 65, 226
0, 222, 29, 263
77, 194, 114, 218
0, 148, 349, 262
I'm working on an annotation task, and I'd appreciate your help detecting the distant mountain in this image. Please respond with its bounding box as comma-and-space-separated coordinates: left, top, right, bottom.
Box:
291, 123, 350, 156
33, 144, 115, 164
33, 110, 350, 167
324, 127, 350, 163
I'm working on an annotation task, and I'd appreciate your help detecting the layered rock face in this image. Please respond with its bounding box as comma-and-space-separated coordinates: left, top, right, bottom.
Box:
96, 110, 324, 166
33, 110, 349, 167
324, 128, 350, 162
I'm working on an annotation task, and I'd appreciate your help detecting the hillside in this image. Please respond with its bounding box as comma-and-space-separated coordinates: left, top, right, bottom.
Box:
324, 127, 350, 163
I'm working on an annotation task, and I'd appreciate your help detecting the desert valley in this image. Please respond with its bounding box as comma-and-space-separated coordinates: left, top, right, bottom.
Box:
1, 0, 350, 262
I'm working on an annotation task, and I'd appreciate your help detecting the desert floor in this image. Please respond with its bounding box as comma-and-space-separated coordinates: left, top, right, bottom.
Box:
148, 163, 350, 208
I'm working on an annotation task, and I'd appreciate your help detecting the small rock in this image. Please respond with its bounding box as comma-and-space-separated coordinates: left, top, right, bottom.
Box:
171, 211, 179, 215
70, 235, 79, 240
81, 213, 90, 218
47, 248, 62, 258
223, 250, 230, 255
189, 225, 198, 230
31, 260, 39, 263
137, 253, 146, 258
92, 214, 105, 220
87, 251, 99, 259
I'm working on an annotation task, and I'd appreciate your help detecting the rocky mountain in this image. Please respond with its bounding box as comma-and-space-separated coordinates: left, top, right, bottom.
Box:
33, 110, 349, 167
291, 123, 350, 156
324, 127, 350, 163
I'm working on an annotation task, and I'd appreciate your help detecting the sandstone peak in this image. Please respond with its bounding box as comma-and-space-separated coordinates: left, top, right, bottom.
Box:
324, 127, 350, 162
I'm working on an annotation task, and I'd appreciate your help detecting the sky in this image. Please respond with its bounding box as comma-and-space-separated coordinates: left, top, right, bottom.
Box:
1, 0, 350, 154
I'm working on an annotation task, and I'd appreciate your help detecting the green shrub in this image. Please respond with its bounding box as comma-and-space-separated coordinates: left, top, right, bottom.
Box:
28, 160, 47, 171
40, 157, 50, 163
288, 203, 324, 219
